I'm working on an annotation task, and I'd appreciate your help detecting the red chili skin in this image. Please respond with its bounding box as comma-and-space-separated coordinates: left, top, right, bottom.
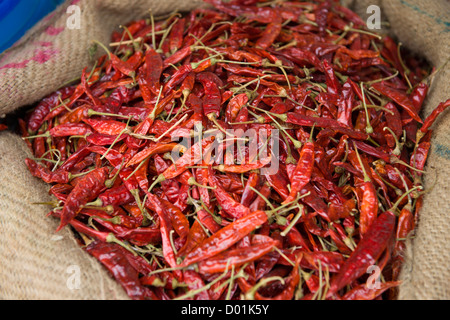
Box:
248, 183, 272, 212
158, 197, 190, 239
144, 48, 163, 96
371, 82, 423, 123
410, 141, 430, 175
240, 172, 260, 207
162, 46, 192, 69
27, 86, 76, 132
279, 47, 324, 72
198, 241, 275, 274
177, 219, 208, 258
394, 206, 415, 257
356, 177, 379, 237
208, 167, 251, 219
255, 15, 282, 50
337, 80, 355, 128
410, 82, 429, 112
323, 59, 341, 96
301, 251, 345, 274
384, 102, 403, 139
163, 65, 193, 95
197, 72, 222, 120
161, 136, 215, 180
87, 146, 125, 168
57, 167, 109, 231
197, 208, 222, 234
25, 158, 70, 184
80, 67, 102, 107
115, 227, 162, 247
264, 170, 290, 201
56, 145, 91, 173
180, 210, 268, 267
98, 184, 134, 207
83, 118, 128, 136
283, 142, 315, 204
420, 99, 450, 133
327, 211, 396, 297
342, 281, 401, 300
168, 18, 186, 54
254, 255, 302, 300
111, 50, 143, 78
182, 270, 211, 300
45, 123, 93, 138
87, 132, 127, 146
127, 143, 179, 167
225, 92, 249, 124
146, 193, 179, 270
85, 241, 149, 300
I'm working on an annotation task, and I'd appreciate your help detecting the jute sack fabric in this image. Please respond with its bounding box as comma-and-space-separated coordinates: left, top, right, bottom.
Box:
0, 0, 449, 300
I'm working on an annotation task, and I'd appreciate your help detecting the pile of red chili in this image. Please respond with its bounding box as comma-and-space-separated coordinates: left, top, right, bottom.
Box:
19, 0, 449, 300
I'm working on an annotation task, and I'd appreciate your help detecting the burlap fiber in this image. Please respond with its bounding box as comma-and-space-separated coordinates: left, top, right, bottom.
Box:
0, 0, 449, 300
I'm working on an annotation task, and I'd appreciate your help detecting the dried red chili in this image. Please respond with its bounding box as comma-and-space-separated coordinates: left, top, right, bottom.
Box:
19, 0, 449, 301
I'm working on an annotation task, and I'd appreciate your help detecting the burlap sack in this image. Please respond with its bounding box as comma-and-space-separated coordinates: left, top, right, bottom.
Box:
0, 0, 448, 300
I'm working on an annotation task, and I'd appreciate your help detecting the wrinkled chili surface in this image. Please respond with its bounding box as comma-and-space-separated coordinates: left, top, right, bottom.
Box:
20, 0, 449, 300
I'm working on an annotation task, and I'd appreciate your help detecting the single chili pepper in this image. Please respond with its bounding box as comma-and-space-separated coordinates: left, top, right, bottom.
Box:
410, 141, 430, 175
27, 86, 76, 132
255, 15, 282, 50
83, 118, 128, 136
148, 135, 215, 191
197, 72, 222, 122
25, 123, 93, 140
177, 219, 208, 257
85, 241, 149, 300
410, 81, 429, 112
325, 182, 420, 299
301, 251, 344, 274
25, 158, 70, 184
57, 167, 109, 231
371, 82, 422, 123
208, 167, 251, 219
114, 226, 162, 247
145, 193, 178, 269
198, 240, 275, 274
126, 143, 180, 167
214, 157, 271, 174
97, 184, 134, 207
225, 92, 249, 124
181, 270, 211, 300
240, 172, 261, 207
180, 210, 268, 267
419, 99, 450, 135
353, 143, 379, 237
162, 46, 192, 69
143, 47, 163, 96
394, 204, 415, 257
341, 281, 401, 300
283, 141, 315, 205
